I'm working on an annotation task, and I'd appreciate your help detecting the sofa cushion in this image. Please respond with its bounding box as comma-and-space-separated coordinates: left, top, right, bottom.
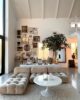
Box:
11, 74, 18, 78
50, 72, 69, 83
29, 73, 36, 83
0, 85, 7, 94
0, 73, 29, 94
31, 67, 47, 74
16, 83, 26, 94
29, 73, 41, 83
7, 84, 16, 94
14, 67, 30, 74
47, 67, 69, 74
16, 73, 29, 78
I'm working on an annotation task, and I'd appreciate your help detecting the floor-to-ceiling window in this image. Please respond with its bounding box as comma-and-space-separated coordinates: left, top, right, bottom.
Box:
0, 0, 5, 75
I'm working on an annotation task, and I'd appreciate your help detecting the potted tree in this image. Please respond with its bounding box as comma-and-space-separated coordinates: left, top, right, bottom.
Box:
42, 32, 69, 63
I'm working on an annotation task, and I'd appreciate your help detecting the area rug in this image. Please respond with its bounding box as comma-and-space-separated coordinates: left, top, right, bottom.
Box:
0, 84, 80, 100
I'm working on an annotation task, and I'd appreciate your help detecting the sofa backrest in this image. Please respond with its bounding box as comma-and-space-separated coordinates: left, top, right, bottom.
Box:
47, 67, 69, 74
31, 67, 47, 74
14, 65, 69, 75
14, 67, 30, 74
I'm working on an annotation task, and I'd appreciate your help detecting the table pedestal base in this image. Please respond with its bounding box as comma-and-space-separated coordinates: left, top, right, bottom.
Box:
41, 87, 54, 97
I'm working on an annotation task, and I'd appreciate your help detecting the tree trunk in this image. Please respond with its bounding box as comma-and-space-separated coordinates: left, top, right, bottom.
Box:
53, 51, 57, 63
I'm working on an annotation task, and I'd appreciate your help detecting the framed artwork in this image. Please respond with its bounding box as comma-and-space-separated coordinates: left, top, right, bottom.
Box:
17, 30, 21, 35
22, 26, 27, 33
28, 27, 34, 34
56, 48, 66, 63
33, 43, 38, 48
33, 28, 38, 34
33, 36, 40, 42
29, 35, 33, 38
28, 27, 38, 34
17, 47, 23, 51
28, 35, 33, 42
26, 52, 31, 57
17, 42, 21, 46
17, 35, 21, 38
24, 44, 30, 51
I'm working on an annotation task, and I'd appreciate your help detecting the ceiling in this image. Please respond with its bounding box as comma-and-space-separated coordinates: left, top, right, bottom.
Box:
13, 0, 80, 19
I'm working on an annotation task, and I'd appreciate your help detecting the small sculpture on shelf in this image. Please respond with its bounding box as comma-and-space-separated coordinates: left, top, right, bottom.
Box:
47, 57, 53, 64
72, 53, 75, 60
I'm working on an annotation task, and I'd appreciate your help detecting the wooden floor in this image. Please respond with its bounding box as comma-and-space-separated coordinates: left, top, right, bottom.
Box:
0, 68, 80, 100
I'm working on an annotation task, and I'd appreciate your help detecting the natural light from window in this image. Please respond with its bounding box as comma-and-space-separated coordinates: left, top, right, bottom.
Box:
0, 0, 3, 73
0, 0, 3, 35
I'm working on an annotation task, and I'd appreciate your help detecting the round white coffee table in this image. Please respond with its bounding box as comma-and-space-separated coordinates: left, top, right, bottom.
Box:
34, 74, 62, 97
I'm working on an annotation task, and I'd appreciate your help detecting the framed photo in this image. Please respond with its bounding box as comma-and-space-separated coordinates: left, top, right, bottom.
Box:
28, 27, 34, 34
17, 47, 23, 51
29, 35, 33, 38
24, 44, 30, 51
17, 42, 21, 46
33, 43, 38, 48
33, 36, 40, 42
56, 48, 66, 63
17, 35, 21, 38
22, 26, 27, 33
28, 35, 33, 44
28, 27, 38, 34
17, 30, 21, 35
26, 52, 31, 57
33, 28, 38, 34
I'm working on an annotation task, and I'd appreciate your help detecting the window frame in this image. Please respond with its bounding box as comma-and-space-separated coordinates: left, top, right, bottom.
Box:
0, 0, 5, 75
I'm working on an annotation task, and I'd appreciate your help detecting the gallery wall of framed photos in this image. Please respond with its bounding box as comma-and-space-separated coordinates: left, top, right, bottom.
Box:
16, 26, 40, 60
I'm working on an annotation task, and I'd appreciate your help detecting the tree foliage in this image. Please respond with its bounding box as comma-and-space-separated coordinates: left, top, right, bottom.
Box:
42, 32, 69, 52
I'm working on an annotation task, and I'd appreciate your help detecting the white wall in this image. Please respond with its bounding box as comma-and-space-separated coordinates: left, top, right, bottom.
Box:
17, 18, 71, 41
5, 0, 17, 73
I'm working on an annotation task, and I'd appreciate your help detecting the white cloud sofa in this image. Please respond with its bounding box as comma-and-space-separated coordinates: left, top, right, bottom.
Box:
0, 65, 70, 94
